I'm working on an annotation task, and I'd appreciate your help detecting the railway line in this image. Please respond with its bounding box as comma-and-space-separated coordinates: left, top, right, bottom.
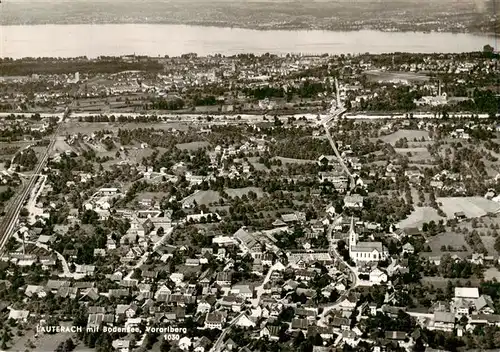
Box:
0, 112, 67, 253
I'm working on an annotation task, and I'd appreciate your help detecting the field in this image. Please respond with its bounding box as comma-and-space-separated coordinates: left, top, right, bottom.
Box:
421, 277, 481, 289
182, 190, 221, 206
425, 232, 470, 254
275, 157, 316, 164
11, 329, 90, 352
175, 141, 210, 151
60, 121, 191, 135
364, 70, 430, 83
481, 235, 497, 256
394, 147, 433, 163
247, 157, 268, 171
226, 187, 266, 199
183, 187, 266, 206
484, 267, 500, 281
397, 206, 445, 229
377, 129, 430, 145
437, 197, 500, 219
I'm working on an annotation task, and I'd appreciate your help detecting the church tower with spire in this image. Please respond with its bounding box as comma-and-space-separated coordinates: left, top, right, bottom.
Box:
348, 216, 357, 256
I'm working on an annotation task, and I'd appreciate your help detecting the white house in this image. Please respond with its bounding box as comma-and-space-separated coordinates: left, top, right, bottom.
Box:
178, 337, 192, 351
234, 314, 256, 328
369, 268, 388, 284
455, 287, 480, 300
170, 273, 184, 285
344, 194, 364, 209
197, 301, 211, 314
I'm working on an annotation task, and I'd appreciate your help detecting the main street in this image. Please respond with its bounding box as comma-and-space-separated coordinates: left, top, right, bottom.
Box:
317, 216, 359, 325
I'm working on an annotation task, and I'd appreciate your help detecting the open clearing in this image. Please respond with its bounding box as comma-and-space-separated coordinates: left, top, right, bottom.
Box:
420, 232, 470, 257
377, 129, 430, 145
484, 267, 500, 281
364, 70, 430, 83
61, 121, 191, 135
421, 276, 481, 289
226, 187, 265, 198
437, 197, 500, 219
175, 141, 210, 151
275, 157, 316, 164
394, 147, 433, 162
182, 187, 265, 206
397, 206, 445, 230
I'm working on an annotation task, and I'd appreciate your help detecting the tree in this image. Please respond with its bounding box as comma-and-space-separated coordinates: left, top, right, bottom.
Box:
160, 339, 171, 352
294, 331, 305, 346
484, 44, 494, 53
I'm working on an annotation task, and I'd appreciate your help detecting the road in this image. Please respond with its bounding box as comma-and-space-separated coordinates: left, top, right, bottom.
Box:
209, 312, 245, 352
124, 226, 174, 280
252, 262, 284, 308
0, 113, 67, 253
317, 217, 359, 325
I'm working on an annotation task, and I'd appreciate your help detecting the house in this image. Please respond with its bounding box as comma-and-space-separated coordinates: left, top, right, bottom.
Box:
231, 285, 253, 299
432, 312, 455, 332
234, 314, 255, 328
385, 331, 407, 341
8, 309, 30, 322
112, 339, 130, 352
216, 271, 232, 286
25, 285, 47, 298
454, 287, 479, 300
204, 312, 225, 330
222, 338, 238, 351
260, 325, 280, 341
197, 301, 211, 314
369, 268, 388, 284
193, 336, 212, 352
344, 194, 364, 209
178, 337, 192, 351
74, 264, 96, 276
170, 273, 184, 285
401, 243, 415, 255
454, 298, 472, 316
332, 316, 350, 331
291, 318, 309, 331
307, 325, 334, 340
138, 218, 154, 237
475, 295, 495, 314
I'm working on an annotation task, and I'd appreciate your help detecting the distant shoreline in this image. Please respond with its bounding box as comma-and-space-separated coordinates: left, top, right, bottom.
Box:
0, 22, 497, 37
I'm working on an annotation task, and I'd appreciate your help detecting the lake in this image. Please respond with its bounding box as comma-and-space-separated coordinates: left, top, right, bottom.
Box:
0, 24, 495, 58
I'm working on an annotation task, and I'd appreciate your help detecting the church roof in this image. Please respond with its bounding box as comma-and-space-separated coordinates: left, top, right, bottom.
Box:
351, 241, 385, 253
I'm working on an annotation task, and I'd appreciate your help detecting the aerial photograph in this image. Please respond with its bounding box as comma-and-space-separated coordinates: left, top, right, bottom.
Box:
0, 0, 499, 351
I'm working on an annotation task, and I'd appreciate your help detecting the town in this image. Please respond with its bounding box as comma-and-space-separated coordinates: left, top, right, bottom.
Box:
0, 49, 498, 352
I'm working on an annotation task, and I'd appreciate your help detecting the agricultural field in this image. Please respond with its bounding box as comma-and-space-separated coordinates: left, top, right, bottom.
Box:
364, 70, 430, 83
398, 206, 445, 229
226, 187, 266, 199
394, 147, 433, 163
437, 197, 500, 219
378, 129, 430, 145
60, 121, 191, 135
175, 141, 210, 151
420, 232, 471, 259
275, 157, 316, 165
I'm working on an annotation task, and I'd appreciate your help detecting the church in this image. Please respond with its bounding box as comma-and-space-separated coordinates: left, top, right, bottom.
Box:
348, 217, 389, 263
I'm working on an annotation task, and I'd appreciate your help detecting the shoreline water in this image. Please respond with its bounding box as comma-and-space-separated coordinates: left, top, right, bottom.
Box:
0, 24, 495, 58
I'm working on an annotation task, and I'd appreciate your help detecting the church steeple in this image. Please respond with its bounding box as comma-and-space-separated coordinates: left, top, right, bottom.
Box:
348, 216, 357, 252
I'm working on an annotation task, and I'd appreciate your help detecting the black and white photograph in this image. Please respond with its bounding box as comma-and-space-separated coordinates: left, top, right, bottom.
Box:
0, 0, 499, 351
